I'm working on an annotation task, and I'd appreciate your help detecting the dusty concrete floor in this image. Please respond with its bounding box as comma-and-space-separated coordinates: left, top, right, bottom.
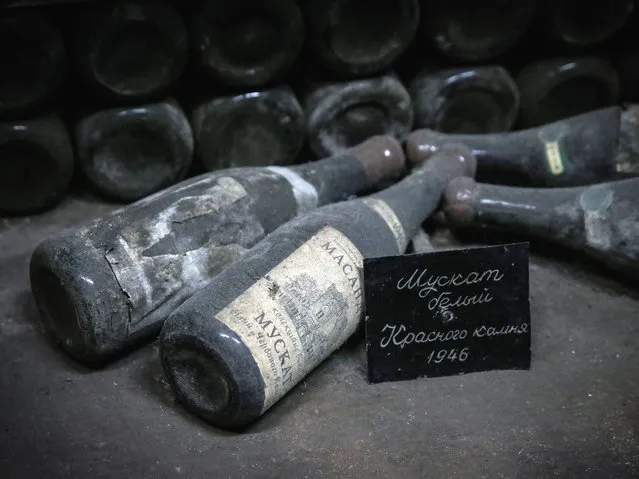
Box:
0, 195, 638, 479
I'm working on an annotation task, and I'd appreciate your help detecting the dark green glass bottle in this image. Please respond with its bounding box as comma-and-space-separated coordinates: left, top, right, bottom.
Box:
75, 99, 193, 202
75, 0, 188, 101
192, 86, 305, 171
192, 0, 304, 87
409, 65, 520, 134
304, 73, 413, 157
0, 10, 65, 117
0, 114, 74, 215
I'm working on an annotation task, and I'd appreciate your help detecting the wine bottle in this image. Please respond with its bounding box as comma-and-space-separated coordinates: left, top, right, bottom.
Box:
0, 10, 65, 118
192, 86, 305, 171
159, 145, 476, 429
304, 73, 413, 157
421, 0, 536, 62
0, 114, 74, 215
443, 176, 639, 279
405, 105, 639, 187
30, 136, 405, 365
409, 65, 520, 133
548, 0, 634, 47
75, 99, 194, 202
75, 0, 188, 101
302, 0, 419, 77
516, 57, 619, 128
192, 0, 304, 87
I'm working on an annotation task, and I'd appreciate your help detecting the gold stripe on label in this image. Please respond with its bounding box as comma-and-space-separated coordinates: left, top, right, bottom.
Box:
363, 198, 407, 252
544, 141, 564, 176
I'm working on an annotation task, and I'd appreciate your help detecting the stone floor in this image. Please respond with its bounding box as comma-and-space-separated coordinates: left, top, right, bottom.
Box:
1, 195, 638, 478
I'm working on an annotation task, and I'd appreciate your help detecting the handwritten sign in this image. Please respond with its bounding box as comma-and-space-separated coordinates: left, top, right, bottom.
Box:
364, 243, 530, 384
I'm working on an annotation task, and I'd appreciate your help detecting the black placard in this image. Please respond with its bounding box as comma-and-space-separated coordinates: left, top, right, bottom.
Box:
364, 243, 530, 384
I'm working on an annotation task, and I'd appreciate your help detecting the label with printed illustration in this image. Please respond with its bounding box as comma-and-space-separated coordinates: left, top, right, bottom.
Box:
214, 226, 364, 412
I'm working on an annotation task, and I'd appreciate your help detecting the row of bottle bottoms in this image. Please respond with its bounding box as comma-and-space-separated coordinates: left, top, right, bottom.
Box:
30, 128, 639, 429
4, 59, 635, 217
3, 0, 639, 118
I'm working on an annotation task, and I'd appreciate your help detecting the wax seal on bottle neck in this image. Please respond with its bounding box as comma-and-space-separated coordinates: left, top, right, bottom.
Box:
443, 176, 480, 227
416, 143, 477, 184
404, 129, 444, 165
347, 135, 405, 185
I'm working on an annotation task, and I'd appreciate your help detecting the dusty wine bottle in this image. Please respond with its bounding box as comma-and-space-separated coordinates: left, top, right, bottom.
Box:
75, 0, 188, 101
192, 0, 304, 87
75, 99, 193, 202
302, 0, 419, 77
443, 177, 639, 279
409, 65, 520, 133
304, 73, 413, 157
405, 105, 639, 187
29, 136, 405, 365
548, 0, 634, 46
0, 10, 65, 117
192, 87, 305, 171
517, 57, 619, 128
421, 0, 536, 62
159, 144, 476, 429
0, 115, 74, 215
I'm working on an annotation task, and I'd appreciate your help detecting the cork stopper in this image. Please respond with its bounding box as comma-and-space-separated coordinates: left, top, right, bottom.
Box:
443, 176, 479, 226
404, 128, 445, 165
348, 135, 406, 186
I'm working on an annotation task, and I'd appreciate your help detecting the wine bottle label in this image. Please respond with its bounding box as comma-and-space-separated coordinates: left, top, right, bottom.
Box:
538, 123, 568, 176
362, 198, 407, 252
579, 185, 614, 250
105, 176, 264, 333
268, 166, 319, 214
215, 226, 364, 413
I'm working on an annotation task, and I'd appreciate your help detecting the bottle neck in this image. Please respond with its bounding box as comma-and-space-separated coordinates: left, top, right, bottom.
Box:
365, 159, 463, 249
434, 106, 622, 186
436, 130, 528, 178
467, 183, 580, 240
289, 152, 370, 205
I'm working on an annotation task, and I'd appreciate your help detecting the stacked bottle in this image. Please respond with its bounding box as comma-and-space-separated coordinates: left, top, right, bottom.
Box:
0, 9, 73, 215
